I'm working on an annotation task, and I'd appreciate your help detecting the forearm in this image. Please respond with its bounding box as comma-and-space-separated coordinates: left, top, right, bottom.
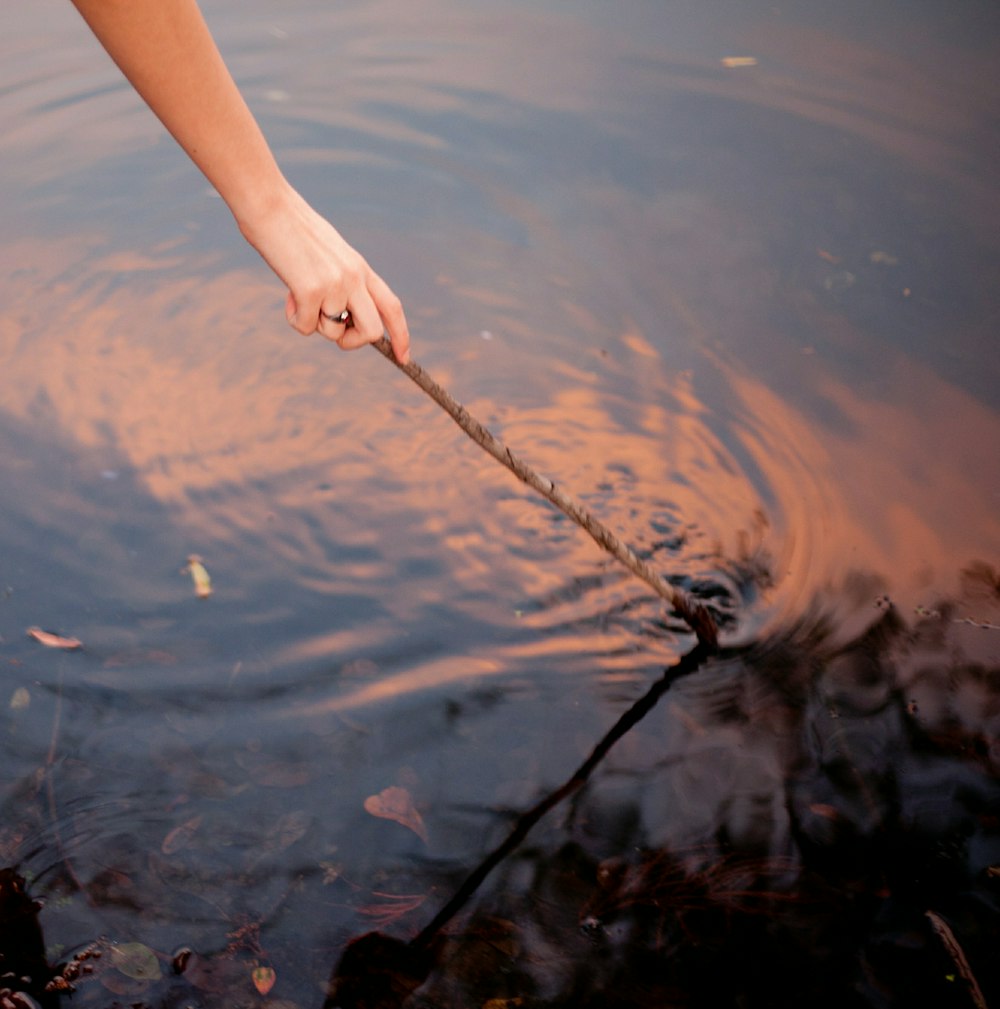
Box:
70, 0, 412, 360
69, 0, 286, 228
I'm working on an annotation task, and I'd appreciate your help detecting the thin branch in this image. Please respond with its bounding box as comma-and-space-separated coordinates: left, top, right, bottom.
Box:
925, 910, 988, 1009
371, 337, 718, 648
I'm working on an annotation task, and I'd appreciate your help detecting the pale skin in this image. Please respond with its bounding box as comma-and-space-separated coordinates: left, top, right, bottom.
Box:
69, 0, 411, 363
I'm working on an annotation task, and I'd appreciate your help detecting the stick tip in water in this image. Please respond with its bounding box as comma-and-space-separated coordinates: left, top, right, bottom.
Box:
675, 598, 719, 650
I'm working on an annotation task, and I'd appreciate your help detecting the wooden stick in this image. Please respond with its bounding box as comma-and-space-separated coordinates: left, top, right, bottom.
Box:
371, 337, 718, 649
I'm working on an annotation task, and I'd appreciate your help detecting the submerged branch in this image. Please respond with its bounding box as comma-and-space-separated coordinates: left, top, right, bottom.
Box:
325, 640, 713, 1008
925, 910, 988, 1009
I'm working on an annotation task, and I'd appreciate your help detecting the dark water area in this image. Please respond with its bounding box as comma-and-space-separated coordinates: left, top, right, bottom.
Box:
2, 1, 999, 1007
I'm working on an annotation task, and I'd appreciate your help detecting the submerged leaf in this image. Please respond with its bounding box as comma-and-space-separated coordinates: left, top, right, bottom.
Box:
363, 785, 428, 843
110, 941, 162, 981
9, 687, 30, 711
263, 810, 311, 853
252, 965, 277, 996
26, 626, 82, 650
356, 891, 428, 928
184, 554, 212, 598
161, 814, 203, 855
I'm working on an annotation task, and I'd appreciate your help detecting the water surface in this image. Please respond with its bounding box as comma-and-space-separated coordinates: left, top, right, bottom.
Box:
1, 1, 998, 1006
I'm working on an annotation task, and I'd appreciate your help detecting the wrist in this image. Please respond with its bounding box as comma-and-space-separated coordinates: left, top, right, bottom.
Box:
230, 169, 298, 244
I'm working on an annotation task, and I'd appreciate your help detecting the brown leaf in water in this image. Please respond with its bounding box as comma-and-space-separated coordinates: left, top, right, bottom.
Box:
356, 891, 428, 928
161, 814, 203, 855
26, 626, 82, 650
363, 785, 428, 843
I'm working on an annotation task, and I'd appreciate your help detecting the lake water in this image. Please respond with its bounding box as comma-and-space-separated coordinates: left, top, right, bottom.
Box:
2, 1, 998, 1007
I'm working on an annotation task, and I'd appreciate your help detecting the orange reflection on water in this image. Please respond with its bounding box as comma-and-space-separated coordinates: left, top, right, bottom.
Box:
3, 231, 997, 662
719, 349, 1000, 629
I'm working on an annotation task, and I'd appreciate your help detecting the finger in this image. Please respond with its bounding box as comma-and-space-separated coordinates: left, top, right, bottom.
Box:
317, 307, 351, 342
287, 289, 326, 336
340, 286, 384, 347
286, 291, 317, 336
320, 308, 351, 327
368, 271, 411, 364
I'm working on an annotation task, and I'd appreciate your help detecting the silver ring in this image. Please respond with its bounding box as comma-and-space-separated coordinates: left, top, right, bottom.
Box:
321, 309, 351, 325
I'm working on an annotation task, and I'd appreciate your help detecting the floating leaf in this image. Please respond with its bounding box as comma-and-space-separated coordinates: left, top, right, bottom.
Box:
721, 55, 758, 67
184, 554, 212, 598
252, 965, 277, 996
363, 785, 428, 843
110, 942, 162, 981
26, 627, 82, 650
9, 687, 30, 711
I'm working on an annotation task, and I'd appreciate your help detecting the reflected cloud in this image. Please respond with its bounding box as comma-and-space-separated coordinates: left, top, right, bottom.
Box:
3, 0, 998, 705
2, 228, 997, 669
715, 347, 1000, 632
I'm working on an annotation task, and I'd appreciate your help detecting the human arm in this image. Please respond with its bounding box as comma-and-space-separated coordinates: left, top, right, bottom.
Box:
69, 0, 410, 362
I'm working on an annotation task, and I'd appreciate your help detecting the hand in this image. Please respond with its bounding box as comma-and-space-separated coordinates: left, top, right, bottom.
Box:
240, 183, 411, 364
68, 0, 410, 362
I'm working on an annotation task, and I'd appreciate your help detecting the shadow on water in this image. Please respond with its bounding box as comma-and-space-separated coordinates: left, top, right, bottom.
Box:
316, 576, 1000, 1009
3, 565, 999, 1008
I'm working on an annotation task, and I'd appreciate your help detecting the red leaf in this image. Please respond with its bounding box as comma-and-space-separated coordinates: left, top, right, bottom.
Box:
363, 786, 428, 843
252, 965, 276, 996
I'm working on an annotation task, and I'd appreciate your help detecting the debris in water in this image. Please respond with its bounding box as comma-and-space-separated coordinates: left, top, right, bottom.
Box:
161, 815, 203, 855
26, 627, 82, 650
9, 686, 30, 710
721, 56, 758, 67
363, 785, 428, 843
869, 250, 899, 265
184, 554, 212, 598
252, 965, 277, 996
